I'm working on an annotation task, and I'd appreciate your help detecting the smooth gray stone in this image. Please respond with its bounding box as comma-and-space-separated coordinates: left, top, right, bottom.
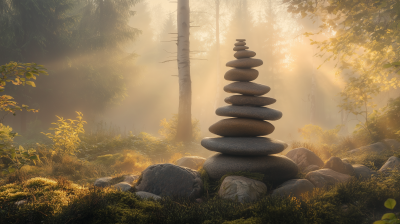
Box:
203, 153, 298, 183
379, 156, 400, 173
225, 95, 276, 106
233, 46, 249, 51
135, 191, 161, 200
234, 50, 256, 59
305, 168, 352, 188
234, 42, 246, 46
323, 157, 355, 175
93, 177, 112, 187
226, 58, 263, 68
201, 137, 287, 155
272, 179, 315, 199
209, 118, 275, 137
286, 148, 324, 171
353, 164, 376, 180
134, 163, 203, 199
224, 82, 270, 96
218, 176, 267, 203
225, 68, 258, 81
216, 105, 282, 121
113, 182, 132, 192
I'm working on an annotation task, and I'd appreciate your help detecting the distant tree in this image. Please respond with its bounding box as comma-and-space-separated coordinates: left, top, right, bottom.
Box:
284, 0, 400, 121
175, 0, 192, 143
0, 0, 142, 129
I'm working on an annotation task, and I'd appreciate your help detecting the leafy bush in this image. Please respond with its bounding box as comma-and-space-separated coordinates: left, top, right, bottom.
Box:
374, 199, 400, 224
0, 124, 40, 174
42, 112, 87, 155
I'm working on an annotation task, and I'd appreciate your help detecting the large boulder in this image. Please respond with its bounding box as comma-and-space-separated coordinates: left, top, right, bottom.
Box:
134, 163, 202, 199
203, 153, 298, 184
272, 179, 315, 199
379, 156, 400, 173
353, 164, 376, 180
176, 156, 206, 170
305, 168, 352, 188
218, 176, 267, 203
347, 142, 389, 154
303, 165, 320, 174
93, 177, 112, 187
135, 191, 161, 201
323, 157, 355, 175
286, 148, 324, 171
383, 139, 400, 151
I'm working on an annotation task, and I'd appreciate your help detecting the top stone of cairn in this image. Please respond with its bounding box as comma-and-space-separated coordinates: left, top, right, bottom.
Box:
236, 39, 246, 42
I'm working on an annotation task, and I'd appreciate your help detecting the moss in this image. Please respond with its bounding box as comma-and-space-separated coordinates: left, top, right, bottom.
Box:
24, 177, 58, 189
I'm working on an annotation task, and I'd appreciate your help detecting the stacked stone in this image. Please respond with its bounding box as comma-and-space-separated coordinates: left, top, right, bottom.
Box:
202, 39, 298, 184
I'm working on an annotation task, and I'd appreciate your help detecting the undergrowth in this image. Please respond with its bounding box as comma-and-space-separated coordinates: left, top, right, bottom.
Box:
1, 174, 400, 224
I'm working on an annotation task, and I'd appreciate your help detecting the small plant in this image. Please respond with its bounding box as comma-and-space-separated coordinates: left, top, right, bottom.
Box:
374, 198, 400, 224
0, 124, 40, 174
42, 112, 87, 155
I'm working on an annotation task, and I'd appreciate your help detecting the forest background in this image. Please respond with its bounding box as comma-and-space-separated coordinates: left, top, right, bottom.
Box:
1, 0, 399, 145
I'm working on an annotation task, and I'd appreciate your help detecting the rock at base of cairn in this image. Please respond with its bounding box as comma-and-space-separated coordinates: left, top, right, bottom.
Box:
203, 153, 298, 184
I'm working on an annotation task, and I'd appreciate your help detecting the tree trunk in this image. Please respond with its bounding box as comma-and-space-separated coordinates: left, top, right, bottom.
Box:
213, 0, 221, 113
175, 0, 192, 142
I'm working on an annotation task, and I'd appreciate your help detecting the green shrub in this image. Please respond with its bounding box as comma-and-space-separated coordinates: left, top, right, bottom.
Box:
42, 112, 86, 156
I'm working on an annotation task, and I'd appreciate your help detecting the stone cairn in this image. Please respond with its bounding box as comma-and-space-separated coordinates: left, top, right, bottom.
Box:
202, 39, 298, 184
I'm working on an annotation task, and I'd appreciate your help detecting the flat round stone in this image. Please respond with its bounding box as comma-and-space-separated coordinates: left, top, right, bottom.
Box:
225, 95, 276, 106
236, 39, 246, 42
233, 46, 249, 51
226, 58, 263, 68
216, 105, 282, 120
225, 69, 258, 81
234, 42, 246, 46
224, 82, 270, 96
201, 137, 288, 155
203, 153, 299, 183
209, 118, 274, 137
234, 50, 256, 59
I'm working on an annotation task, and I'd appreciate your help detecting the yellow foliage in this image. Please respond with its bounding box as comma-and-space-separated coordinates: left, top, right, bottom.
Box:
298, 124, 342, 145
112, 151, 151, 174
159, 114, 201, 142
42, 112, 87, 155
168, 153, 183, 164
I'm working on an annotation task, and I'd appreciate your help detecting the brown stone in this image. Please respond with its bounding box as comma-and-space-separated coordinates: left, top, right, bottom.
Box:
234, 50, 256, 59
226, 58, 263, 68
305, 168, 352, 188
233, 46, 249, 51
323, 157, 355, 175
286, 148, 324, 171
209, 118, 275, 137
216, 105, 282, 121
225, 95, 276, 106
234, 42, 246, 46
224, 82, 270, 96
225, 68, 258, 81
236, 39, 246, 41
135, 163, 203, 199
201, 137, 287, 155
203, 153, 299, 183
